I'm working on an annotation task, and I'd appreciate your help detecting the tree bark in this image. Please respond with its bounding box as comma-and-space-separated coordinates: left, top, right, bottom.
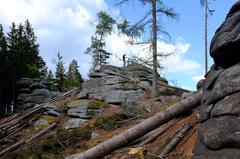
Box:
65, 90, 203, 159
152, 0, 158, 97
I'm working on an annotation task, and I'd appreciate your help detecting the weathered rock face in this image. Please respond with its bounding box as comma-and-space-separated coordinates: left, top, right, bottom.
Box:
193, 64, 240, 159
193, 63, 240, 158
210, 1, 240, 68
16, 78, 53, 109
77, 64, 169, 106
193, 2, 240, 158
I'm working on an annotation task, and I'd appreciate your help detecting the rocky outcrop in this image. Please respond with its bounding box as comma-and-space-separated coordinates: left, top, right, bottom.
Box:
193, 2, 240, 158
210, 1, 240, 68
17, 78, 53, 109
77, 64, 170, 106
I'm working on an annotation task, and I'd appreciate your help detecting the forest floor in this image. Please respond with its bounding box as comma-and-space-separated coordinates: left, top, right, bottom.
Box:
0, 94, 199, 159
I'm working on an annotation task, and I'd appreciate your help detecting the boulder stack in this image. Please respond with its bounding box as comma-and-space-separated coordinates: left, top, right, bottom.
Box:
17, 78, 52, 109
193, 2, 240, 158
77, 64, 170, 106
210, 1, 240, 68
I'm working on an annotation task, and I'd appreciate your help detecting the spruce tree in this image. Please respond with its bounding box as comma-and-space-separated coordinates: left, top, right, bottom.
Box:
54, 52, 66, 91
66, 59, 83, 88
24, 19, 46, 77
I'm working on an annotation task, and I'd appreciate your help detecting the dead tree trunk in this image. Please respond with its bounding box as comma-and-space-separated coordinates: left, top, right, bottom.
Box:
65, 90, 203, 159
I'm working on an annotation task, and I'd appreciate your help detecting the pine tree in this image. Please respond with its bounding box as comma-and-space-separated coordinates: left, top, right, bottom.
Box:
66, 59, 83, 88
54, 52, 66, 91
86, 11, 115, 71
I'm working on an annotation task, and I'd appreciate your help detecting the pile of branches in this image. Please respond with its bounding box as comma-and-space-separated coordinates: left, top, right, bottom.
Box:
0, 88, 81, 157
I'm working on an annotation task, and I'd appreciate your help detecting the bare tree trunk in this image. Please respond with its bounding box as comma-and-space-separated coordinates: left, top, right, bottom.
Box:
205, 0, 208, 74
152, 0, 158, 97
65, 90, 203, 159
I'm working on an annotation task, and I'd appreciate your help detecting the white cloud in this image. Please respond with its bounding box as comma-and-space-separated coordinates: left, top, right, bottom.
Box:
192, 75, 205, 82
105, 34, 201, 75
0, 0, 201, 79
0, 0, 109, 77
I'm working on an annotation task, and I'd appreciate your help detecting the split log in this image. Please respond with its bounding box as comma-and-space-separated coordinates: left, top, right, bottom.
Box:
65, 90, 203, 159
160, 124, 192, 156
0, 123, 57, 156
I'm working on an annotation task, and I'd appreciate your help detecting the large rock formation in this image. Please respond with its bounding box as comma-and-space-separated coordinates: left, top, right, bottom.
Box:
193, 2, 240, 158
76, 64, 173, 106
210, 1, 240, 68
17, 78, 53, 109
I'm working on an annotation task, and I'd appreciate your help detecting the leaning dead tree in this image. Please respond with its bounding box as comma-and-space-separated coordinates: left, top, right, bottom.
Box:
66, 90, 203, 159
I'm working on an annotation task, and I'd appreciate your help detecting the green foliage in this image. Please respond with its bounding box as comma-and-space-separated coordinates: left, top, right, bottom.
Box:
27, 64, 40, 78
86, 11, 115, 71
54, 52, 66, 91
66, 59, 84, 88
0, 20, 46, 116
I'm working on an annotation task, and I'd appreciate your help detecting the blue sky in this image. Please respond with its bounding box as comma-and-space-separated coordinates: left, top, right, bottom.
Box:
0, 0, 237, 90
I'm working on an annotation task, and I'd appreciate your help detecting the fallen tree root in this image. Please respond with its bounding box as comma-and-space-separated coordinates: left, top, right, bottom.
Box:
65, 90, 203, 159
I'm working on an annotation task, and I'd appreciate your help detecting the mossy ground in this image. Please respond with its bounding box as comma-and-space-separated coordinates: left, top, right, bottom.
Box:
35, 115, 55, 130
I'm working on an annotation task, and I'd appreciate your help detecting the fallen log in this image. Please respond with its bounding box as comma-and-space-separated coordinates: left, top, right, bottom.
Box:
138, 118, 178, 147
160, 124, 192, 156
0, 123, 57, 156
65, 90, 203, 159
128, 118, 179, 146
